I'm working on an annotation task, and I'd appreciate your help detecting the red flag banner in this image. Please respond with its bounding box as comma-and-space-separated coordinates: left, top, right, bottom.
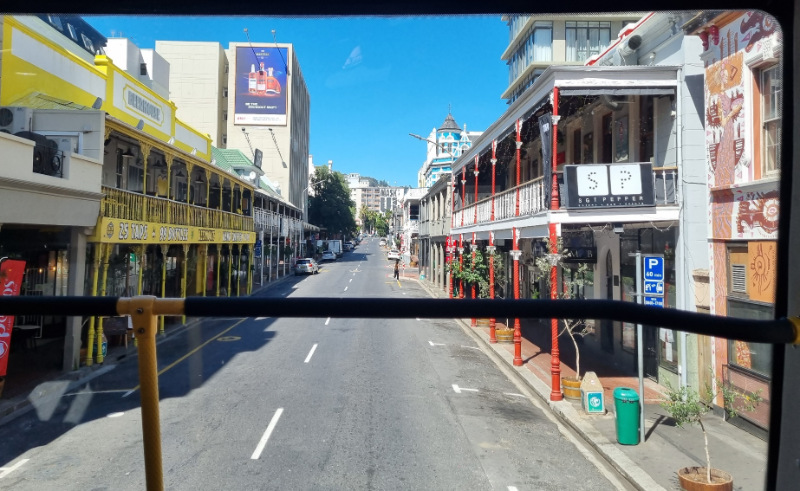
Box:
0, 260, 27, 377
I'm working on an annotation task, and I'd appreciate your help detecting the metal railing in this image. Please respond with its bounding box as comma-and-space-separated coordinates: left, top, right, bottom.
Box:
453, 178, 547, 227
102, 187, 254, 232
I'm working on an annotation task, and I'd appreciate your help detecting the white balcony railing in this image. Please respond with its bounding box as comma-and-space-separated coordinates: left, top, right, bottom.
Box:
453, 178, 546, 227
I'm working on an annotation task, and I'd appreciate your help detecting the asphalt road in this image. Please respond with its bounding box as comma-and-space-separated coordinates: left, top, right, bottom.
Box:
0, 238, 626, 490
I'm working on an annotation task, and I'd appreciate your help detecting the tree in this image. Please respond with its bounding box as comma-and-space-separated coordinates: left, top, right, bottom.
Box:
533, 238, 593, 379
308, 166, 357, 238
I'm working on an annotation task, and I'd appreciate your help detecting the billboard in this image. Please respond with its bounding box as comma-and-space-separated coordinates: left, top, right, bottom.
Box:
234, 46, 288, 126
0, 259, 26, 377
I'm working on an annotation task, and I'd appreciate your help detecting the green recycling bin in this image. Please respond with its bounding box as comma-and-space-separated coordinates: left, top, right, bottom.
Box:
613, 387, 640, 445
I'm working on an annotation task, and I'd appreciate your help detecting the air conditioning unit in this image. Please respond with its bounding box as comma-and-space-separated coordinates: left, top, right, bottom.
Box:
0, 106, 33, 134
15, 131, 63, 178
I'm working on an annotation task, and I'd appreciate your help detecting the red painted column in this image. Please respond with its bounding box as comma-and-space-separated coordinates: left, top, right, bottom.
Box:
458, 234, 464, 299
460, 168, 466, 227
473, 156, 479, 225
488, 231, 497, 343
512, 227, 523, 366
450, 177, 456, 230
550, 86, 563, 401
448, 236, 455, 299
515, 118, 522, 217
470, 232, 476, 327
490, 139, 497, 222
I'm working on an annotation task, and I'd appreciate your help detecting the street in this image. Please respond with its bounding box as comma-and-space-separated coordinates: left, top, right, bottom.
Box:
0, 238, 628, 490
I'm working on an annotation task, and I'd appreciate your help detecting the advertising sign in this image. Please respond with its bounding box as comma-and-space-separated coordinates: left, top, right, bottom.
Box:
234, 46, 288, 126
0, 259, 27, 377
563, 163, 655, 209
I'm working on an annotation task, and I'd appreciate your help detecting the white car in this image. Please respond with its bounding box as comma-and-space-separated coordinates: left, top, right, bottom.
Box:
320, 250, 336, 262
379, 239, 387, 247
387, 249, 401, 260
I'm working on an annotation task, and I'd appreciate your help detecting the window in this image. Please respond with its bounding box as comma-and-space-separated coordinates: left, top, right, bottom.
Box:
81, 33, 95, 53
531, 25, 552, 62
116, 149, 124, 188
223, 87, 228, 98
66, 23, 78, 41
566, 21, 611, 62
761, 64, 782, 175
127, 163, 144, 192
140, 63, 148, 76
47, 15, 63, 31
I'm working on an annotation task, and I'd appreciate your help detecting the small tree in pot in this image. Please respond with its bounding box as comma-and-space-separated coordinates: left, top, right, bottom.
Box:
533, 238, 593, 397
660, 372, 762, 490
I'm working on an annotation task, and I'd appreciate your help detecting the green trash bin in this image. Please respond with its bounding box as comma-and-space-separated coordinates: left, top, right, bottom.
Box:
613, 387, 640, 445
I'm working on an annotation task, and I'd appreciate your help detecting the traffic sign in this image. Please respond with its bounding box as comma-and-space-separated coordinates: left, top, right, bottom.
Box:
254, 239, 262, 258
643, 296, 664, 307
643, 255, 664, 281
644, 279, 664, 296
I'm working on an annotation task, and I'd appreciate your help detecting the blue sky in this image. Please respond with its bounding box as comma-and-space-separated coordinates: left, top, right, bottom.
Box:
85, 15, 510, 186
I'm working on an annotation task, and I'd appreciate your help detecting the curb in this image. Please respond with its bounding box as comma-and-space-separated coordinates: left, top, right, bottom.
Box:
416, 279, 665, 491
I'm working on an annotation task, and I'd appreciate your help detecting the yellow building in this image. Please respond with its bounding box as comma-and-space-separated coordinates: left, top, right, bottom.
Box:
0, 14, 255, 369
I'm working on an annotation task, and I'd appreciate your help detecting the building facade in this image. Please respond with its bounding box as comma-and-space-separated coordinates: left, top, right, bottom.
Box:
684, 10, 782, 433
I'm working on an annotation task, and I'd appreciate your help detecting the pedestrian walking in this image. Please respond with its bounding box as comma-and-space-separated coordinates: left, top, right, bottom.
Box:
393, 260, 400, 280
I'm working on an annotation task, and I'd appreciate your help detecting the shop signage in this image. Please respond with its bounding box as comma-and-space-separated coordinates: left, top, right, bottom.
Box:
93, 218, 254, 244
563, 163, 655, 209
561, 246, 597, 264
0, 259, 26, 377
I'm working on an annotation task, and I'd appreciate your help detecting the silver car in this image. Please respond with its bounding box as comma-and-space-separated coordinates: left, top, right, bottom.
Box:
294, 258, 320, 275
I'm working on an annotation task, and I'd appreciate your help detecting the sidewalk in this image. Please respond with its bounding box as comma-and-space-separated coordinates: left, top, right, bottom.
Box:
418, 280, 768, 491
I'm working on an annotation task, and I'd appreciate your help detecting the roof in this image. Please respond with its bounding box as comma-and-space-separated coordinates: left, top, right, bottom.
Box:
438, 113, 460, 132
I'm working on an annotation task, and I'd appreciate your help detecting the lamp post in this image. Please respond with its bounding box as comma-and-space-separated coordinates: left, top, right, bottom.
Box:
473, 156, 479, 225
487, 233, 497, 343
458, 234, 464, 299
470, 233, 477, 327
549, 87, 563, 401
491, 140, 497, 222
511, 227, 523, 366
515, 119, 522, 217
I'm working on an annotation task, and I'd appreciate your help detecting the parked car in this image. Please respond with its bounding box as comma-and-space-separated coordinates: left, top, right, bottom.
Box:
379, 239, 387, 247
320, 250, 336, 262
294, 258, 319, 276
387, 249, 401, 261
344, 242, 353, 252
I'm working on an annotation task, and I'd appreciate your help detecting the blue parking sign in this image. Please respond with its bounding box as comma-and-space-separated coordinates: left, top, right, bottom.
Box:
643, 255, 664, 281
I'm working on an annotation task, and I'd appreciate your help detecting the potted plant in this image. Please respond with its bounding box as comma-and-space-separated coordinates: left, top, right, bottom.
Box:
660, 373, 762, 490
534, 238, 593, 399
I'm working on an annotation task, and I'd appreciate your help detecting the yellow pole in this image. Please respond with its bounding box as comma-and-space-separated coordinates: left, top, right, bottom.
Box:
140, 144, 151, 222
181, 244, 189, 324
159, 245, 167, 334
125, 296, 166, 491
236, 246, 241, 297
227, 247, 232, 297
136, 246, 145, 296
96, 243, 112, 364
216, 247, 222, 296
166, 157, 173, 223
247, 246, 253, 295
202, 244, 209, 297
205, 171, 211, 208
86, 243, 102, 366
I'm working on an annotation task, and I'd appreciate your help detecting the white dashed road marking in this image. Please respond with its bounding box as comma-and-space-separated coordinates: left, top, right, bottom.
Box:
304, 344, 318, 364
0, 459, 29, 479
452, 384, 479, 394
251, 408, 284, 460
428, 340, 445, 346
